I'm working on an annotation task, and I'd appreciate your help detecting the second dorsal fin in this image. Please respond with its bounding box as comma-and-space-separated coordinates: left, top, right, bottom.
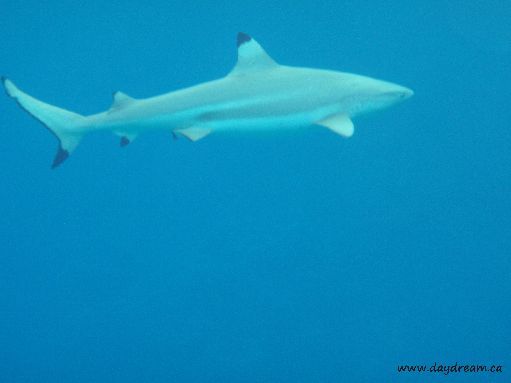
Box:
110, 91, 136, 111
229, 33, 278, 76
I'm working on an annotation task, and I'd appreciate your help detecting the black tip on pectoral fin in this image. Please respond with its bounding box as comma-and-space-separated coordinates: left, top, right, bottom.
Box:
237, 32, 252, 47
120, 136, 130, 147
51, 146, 69, 169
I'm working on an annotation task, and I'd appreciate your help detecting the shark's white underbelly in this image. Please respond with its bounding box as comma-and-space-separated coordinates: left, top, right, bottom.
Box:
201, 103, 340, 132
102, 95, 342, 135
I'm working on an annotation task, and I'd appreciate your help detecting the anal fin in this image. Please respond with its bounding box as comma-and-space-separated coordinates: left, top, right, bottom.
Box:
120, 136, 130, 147
116, 132, 137, 147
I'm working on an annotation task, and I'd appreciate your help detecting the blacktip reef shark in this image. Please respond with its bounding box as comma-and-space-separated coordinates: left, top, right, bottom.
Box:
2, 32, 413, 168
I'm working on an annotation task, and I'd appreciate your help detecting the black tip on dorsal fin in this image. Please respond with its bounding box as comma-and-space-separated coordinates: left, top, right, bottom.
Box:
237, 32, 252, 47
120, 136, 130, 147
51, 146, 69, 169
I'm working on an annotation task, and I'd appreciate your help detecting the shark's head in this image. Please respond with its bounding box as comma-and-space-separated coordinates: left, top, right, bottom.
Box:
368, 79, 414, 109
336, 73, 414, 117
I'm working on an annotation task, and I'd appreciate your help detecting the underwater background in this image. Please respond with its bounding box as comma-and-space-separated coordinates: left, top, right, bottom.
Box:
1, 0, 510, 381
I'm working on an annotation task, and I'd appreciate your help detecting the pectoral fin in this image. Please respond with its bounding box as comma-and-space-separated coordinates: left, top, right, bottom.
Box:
317, 114, 354, 138
175, 127, 212, 142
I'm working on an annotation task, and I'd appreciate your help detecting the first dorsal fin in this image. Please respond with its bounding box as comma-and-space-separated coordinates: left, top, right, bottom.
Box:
110, 91, 135, 112
229, 33, 278, 76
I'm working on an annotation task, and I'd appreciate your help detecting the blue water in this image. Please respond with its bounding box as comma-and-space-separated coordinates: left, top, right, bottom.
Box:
1, 1, 510, 382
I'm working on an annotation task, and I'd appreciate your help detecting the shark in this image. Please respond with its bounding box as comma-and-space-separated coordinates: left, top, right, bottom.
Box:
2, 32, 413, 168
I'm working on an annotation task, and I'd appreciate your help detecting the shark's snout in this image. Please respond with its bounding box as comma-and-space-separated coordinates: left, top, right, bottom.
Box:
351, 78, 413, 115
397, 86, 414, 100
383, 83, 414, 100
381, 84, 414, 108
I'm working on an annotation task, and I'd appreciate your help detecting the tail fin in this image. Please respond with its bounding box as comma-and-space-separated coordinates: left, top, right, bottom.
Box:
2, 77, 86, 168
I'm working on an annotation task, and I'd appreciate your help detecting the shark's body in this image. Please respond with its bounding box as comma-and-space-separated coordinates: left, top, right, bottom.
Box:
3, 33, 413, 168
